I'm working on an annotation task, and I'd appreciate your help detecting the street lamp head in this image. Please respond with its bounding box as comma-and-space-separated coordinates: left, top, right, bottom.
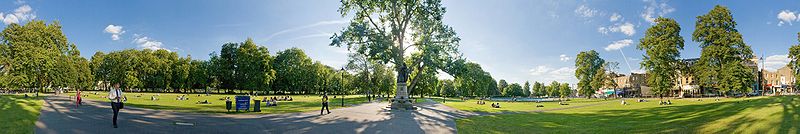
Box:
340, 67, 345, 71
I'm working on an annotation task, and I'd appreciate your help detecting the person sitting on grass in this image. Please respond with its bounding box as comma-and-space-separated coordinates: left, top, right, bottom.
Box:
271, 100, 278, 106
266, 100, 271, 107
494, 103, 501, 108
288, 96, 293, 101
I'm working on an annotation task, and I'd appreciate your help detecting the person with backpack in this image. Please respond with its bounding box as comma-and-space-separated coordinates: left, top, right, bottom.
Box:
107, 83, 125, 128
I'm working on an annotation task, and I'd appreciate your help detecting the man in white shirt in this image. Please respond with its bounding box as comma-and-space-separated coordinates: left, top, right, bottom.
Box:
107, 83, 123, 128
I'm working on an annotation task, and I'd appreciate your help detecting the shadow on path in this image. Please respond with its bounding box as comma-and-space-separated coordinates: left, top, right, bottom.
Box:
35, 96, 477, 134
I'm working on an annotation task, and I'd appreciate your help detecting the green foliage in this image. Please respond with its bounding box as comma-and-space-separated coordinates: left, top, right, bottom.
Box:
272, 48, 314, 94
638, 17, 684, 98
0, 20, 90, 92
503, 83, 525, 97
453, 62, 495, 97
331, 0, 461, 95
575, 50, 604, 98
692, 5, 753, 93
438, 79, 456, 97
532, 81, 545, 97
789, 32, 800, 85
559, 83, 571, 98
523, 81, 531, 97
548, 81, 561, 97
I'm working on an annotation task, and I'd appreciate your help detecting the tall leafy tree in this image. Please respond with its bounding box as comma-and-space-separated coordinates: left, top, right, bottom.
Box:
575, 50, 604, 98
0, 21, 79, 92
559, 83, 571, 99
234, 38, 275, 94
548, 81, 560, 97
692, 5, 753, 96
638, 17, 684, 100
532, 82, 544, 97
523, 81, 531, 97
272, 48, 314, 94
330, 0, 461, 100
789, 33, 800, 88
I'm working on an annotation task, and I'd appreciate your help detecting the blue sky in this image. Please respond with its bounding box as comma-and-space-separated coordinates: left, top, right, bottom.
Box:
2, 0, 800, 85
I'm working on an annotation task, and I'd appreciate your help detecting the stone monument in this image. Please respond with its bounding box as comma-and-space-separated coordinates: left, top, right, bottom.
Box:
390, 65, 414, 110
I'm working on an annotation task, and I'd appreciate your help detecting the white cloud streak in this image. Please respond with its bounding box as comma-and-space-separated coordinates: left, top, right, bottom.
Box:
104, 25, 125, 40
559, 54, 571, 62
575, 5, 599, 18
641, 0, 675, 24
764, 54, 790, 71
605, 39, 633, 51
598, 22, 636, 36
2, 5, 35, 25
265, 19, 348, 41
133, 34, 168, 51
610, 13, 622, 22
529, 65, 576, 83
778, 10, 798, 26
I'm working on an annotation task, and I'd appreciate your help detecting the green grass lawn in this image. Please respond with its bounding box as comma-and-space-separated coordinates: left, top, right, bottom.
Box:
0, 95, 44, 134
433, 97, 615, 113
73, 91, 369, 114
456, 96, 800, 134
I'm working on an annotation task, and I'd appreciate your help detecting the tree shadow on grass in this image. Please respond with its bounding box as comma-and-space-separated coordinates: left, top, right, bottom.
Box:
1, 95, 43, 134
458, 96, 799, 133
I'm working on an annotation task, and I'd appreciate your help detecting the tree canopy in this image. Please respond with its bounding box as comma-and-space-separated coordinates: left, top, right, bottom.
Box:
638, 17, 684, 99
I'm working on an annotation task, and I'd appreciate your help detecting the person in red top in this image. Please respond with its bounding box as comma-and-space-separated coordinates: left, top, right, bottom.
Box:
76, 89, 82, 107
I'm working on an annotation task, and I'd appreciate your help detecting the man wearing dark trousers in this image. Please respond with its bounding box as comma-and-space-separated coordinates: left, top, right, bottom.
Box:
108, 83, 124, 128
321, 93, 330, 115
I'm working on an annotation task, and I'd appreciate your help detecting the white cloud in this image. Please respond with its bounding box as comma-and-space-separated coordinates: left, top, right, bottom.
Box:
599, 22, 636, 36
610, 13, 622, 22
133, 34, 168, 51
2, 5, 35, 25
529, 65, 576, 83
575, 5, 599, 18
559, 54, 571, 62
3, 14, 18, 25
641, 0, 675, 24
265, 19, 349, 41
764, 54, 790, 71
597, 27, 609, 35
104, 25, 125, 40
605, 39, 634, 51
777, 10, 798, 26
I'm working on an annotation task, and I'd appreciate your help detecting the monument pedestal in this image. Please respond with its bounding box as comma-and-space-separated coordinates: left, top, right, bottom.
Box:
390, 83, 415, 110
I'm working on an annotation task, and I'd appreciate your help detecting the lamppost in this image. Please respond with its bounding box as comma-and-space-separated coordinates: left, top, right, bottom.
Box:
340, 68, 345, 107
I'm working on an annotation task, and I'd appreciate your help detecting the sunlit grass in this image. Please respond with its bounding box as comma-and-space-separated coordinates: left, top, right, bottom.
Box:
457, 96, 800, 134
73, 91, 369, 114
0, 95, 44, 134
431, 97, 614, 113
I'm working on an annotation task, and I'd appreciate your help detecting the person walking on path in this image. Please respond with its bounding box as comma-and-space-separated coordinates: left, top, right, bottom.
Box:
321, 93, 331, 115
107, 83, 124, 128
75, 89, 82, 108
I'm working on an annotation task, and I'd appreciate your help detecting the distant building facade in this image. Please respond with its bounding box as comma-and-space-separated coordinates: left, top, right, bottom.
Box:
762, 66, 795, 94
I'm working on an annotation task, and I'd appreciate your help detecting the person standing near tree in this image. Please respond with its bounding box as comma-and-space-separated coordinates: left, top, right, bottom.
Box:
107, 83, 124, 128
321, 93, 331, 115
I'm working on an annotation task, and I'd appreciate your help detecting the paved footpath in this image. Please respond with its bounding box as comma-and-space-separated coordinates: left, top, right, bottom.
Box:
35, 96, 478, 134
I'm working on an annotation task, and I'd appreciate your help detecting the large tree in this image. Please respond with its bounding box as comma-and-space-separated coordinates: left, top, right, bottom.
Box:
575, 50, 604, 98
789, 32, 800, 89
330, 0, 461, 101
523, 81, 531, 97
234, 38, 275, 94
0, 21, 87, 92
559, 83, 571, 99
638, 17, 684, 100
272, 48, 313, 94
692, 5, 753, 96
